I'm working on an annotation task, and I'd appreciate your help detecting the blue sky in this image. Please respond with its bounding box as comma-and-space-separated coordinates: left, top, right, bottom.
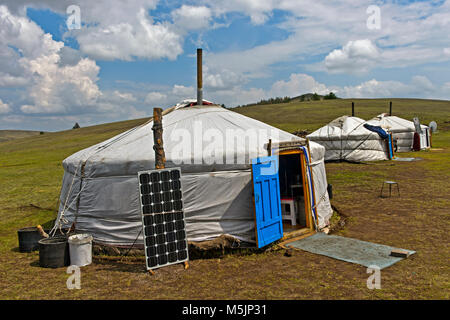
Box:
0, 0, 449, 131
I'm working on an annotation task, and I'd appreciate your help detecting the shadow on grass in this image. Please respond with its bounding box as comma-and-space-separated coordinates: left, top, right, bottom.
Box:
29, 260, 40, 268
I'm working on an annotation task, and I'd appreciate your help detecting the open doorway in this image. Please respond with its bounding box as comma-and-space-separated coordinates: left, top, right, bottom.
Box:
278, 150, 314, 234
250, 146, 316, 249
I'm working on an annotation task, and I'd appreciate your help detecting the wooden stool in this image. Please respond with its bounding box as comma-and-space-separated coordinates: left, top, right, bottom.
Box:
380, 181, 400, 198
281, 198, 297, 225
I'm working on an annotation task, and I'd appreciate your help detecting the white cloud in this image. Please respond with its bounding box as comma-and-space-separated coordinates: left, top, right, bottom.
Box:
145, 91, 168, 105
325, 39, 380, 74
172, 5, 212, 31
204, 66, 246, 90
172, 84, 195, 97
208, 0, 276, 25
270, 73, 331, 97
20, 55, 101, 114
202, 0, 450, 81
0, 98, 11, 114
111, 90, 136, 102
0, 5, 143, 118
334, 75, 450, 99
75, 8, 183, 61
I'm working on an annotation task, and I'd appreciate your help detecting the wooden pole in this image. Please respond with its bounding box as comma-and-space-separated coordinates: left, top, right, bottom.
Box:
148, 107, 165, 276
152, 108, 165, 169
197, 48, 203, 106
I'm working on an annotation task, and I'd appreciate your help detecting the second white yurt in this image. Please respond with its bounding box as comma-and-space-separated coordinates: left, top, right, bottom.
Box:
366, 113, 431, 152
307, 115, 393, 162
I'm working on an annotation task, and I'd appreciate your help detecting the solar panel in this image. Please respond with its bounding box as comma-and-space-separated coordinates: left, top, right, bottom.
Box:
138, 167, 189, 270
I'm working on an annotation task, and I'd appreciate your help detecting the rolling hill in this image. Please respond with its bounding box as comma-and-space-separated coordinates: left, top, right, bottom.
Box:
233, 98, 450, 133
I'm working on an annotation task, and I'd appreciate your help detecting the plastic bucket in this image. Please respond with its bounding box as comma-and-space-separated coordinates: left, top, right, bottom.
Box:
18, 227, 50, 252
68, 234, 93, 267
38, 236, 70, 268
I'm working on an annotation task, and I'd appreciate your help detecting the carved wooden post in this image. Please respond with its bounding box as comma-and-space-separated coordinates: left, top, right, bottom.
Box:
152, 108, 165, 169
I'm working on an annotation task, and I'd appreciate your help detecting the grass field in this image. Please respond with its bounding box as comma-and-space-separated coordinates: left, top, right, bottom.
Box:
0, 130, 43, 143
234, 98, 450, 132
0, 98, 449, 299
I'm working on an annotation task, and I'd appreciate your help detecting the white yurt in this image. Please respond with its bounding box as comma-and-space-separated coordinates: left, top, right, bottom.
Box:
307, 115, 392, 162
54, 101, 333, 247
366, 113, 431, 152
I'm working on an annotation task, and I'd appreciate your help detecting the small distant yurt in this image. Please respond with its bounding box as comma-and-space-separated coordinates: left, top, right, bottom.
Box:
307, 115, 393, 162
366, 113, 431, 152
54, 101, 333, 247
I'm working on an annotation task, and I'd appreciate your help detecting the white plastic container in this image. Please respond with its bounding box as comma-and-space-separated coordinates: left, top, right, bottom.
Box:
68, 234, 93, 267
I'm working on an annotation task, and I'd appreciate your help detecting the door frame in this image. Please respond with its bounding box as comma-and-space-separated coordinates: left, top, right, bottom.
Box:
277, 149, 315, 231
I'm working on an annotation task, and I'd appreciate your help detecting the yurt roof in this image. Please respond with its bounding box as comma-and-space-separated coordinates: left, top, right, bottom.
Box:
307, 115, 380, 140
366, 113, 427, 132
63, 101, 321, 178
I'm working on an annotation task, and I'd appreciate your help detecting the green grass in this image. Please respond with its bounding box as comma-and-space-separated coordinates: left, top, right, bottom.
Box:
0, 99, 449, 299
0, 130, 43, 143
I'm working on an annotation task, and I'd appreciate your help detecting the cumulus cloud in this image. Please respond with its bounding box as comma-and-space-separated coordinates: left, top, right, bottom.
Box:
208, 0, 276, 25
203, 66, 246, 91
270, 73, 331, 97
111, 90, 136, 102
145, 91, 168, 105
172, 84, 195, 97
20, 56, 101, 114
0, 99, 11, 114
325, 39, 380, 74
0, 5, 142, 119
334, 75, 450, 99
75, 8, 183, 61
171, 5, 212, 31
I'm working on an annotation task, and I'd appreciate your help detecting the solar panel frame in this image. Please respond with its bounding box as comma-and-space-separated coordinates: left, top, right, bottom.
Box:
138, 167, 189, 271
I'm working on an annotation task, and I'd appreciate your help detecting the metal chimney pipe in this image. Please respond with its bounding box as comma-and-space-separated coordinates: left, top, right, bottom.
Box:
197, 48, 203, 106
389, 101, 392, 116
352, 102, 355, 117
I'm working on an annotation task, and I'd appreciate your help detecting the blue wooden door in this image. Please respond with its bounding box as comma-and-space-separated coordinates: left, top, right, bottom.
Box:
251, 155, 283, 248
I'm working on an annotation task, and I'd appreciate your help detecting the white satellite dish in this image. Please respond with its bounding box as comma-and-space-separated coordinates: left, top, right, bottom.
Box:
429, 121, 438, 133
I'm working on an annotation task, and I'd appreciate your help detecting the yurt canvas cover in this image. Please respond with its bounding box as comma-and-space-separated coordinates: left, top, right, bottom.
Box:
366, 114, 430, 152
307, 115, 391, 162
55, 103, 332, 246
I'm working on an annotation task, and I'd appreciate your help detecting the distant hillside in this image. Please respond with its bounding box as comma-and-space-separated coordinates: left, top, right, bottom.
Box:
0, 130, 43, 143
235, 92, 338, 108
233, 98, 450, 133
292, 92, 339, 102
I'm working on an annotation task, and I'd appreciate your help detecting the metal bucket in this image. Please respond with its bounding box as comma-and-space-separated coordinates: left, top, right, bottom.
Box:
38, 236, 70, 268
68, 234, 93, 267
17, 227, 49, 252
